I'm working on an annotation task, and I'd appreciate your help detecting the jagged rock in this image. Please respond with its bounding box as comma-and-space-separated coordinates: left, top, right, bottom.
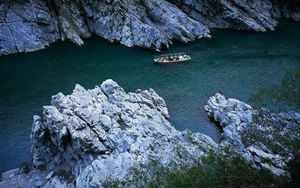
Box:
1, 0, 300, 55
1, 84, 299, 187
205, 93, 300, 177
174, 0, 279, 31
1, 79, 217, 187
0, 0, 60, 55
205, 93, 253, 146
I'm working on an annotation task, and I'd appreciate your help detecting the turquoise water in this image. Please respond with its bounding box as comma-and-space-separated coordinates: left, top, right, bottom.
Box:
0, 21, 299, 173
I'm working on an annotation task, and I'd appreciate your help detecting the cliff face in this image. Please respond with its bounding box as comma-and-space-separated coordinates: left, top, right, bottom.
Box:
205, 93, 300, 177
0, 0, 299, 55
0, 81, 299, 187
0, 79, 218, 187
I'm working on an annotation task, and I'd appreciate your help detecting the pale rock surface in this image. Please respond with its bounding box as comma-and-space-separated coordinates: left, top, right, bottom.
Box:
205, 93, 300, 177
1, 0, 299, 55
1, 84, 299, 187
0, 79, 217, 187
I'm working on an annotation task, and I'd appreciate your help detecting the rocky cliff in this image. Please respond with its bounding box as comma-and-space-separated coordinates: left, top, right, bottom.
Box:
0, 80, 299, 187
205, 93, 300, 177
0, 80, 217, 187
0, 0, 299, 55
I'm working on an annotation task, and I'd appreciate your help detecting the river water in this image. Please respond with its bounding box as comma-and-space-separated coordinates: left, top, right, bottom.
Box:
0, 20, 299, 173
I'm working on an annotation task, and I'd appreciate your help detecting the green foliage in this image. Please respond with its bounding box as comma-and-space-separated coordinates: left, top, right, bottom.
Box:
285, 154, 300, 187
162, 152, 282, 188
249, 68, 300, 109
102, 180, 119, 188
242, 110, 300, 157
20, 162, 30, 174
103, 151, 285, 188
103, 107, 300, 188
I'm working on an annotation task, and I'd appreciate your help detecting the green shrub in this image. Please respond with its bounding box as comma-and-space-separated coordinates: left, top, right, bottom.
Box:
104, 150, 287, 188
20, 162, 30, 174
162, 152, 283, 188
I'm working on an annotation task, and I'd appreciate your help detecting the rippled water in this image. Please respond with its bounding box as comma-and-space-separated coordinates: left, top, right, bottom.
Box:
0, 20, 299, 173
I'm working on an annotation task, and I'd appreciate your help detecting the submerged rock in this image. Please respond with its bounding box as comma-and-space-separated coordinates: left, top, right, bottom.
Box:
0, 0, 299, 55
0, 79, 217, 187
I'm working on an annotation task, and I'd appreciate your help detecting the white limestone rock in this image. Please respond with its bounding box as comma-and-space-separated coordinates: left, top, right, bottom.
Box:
1, 79, 217, 187
1, 83, 298, 187
1, 0, 299, 55
204, 92, 253, 145
205, 93, 300, 177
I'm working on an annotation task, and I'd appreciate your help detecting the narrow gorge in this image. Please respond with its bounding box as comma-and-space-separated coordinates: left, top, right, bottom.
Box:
0, 1, 299, 187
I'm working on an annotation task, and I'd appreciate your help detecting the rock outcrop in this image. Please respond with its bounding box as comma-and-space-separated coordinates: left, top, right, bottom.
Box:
0, 80, 300, 187
0, 83, 299, 187
205, 93, 253, 147
205, 93, 300, 177
0, 79, 217, 187
1, 0, 299, 55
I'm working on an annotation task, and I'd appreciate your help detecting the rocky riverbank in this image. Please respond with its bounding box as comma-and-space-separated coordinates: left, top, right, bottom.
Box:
1, 0, 299, 55
205, 93, 300, 177
0, 80, 299, 187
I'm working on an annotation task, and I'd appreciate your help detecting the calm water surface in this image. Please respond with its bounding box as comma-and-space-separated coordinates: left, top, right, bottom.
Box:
0, 21, 299, 172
